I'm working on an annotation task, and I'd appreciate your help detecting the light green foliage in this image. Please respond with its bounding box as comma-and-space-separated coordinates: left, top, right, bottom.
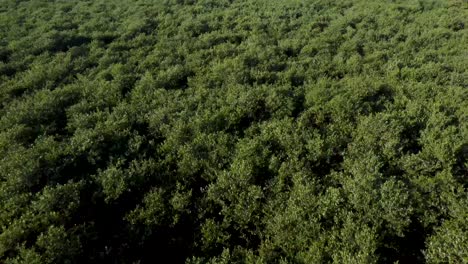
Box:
425, 190, 468, 263
0, 0, 466, 263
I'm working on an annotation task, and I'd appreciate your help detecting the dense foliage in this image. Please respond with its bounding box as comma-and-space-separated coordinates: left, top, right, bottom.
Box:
0, 0, 467, 263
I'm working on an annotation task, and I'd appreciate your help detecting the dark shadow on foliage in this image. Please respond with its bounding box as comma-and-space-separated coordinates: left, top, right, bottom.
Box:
452, 143, 468, 188
361, 84, 394, 114
0, 47, 11, 63
377, 217, 426, 264
49, 34, 92, 53
400, 122, 424, 155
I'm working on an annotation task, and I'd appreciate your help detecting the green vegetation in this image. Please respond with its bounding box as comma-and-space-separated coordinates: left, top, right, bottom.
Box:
0, 0, 467, 263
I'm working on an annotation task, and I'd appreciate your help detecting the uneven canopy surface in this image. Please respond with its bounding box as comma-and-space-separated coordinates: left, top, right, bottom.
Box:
0, 0, 467, 263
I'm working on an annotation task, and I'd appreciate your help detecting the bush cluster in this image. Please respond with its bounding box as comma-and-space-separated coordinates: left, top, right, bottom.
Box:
0, 0, 467, 263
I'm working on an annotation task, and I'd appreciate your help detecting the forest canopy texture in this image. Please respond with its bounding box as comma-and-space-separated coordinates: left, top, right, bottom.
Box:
0, 0, 467, 263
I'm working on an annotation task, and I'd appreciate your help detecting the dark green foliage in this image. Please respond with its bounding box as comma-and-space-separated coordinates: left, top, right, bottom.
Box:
0, 0, 467, 263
